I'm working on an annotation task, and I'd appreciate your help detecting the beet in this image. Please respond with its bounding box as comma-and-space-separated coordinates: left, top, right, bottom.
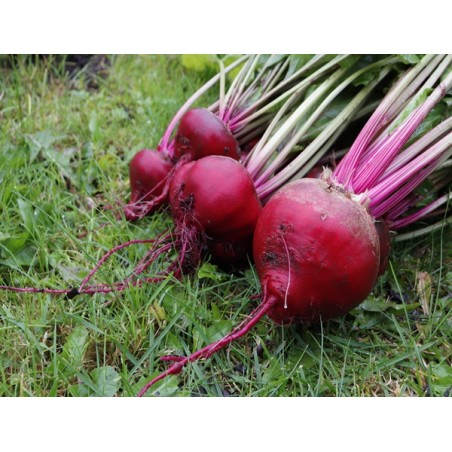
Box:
128, 149, 173, 203
169, 155, 261, 267
253, 178, 380, 324
174, 108, 240, 162
124, 149, 174, 220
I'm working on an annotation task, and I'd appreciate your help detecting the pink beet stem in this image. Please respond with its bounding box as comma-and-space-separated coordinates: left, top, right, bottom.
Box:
160, 356, 185, 363
333, 55, 439, 188
136, 291, 278, 397
220, 56, 258, 123
368, 131, 452, 217
370, 163, 438, 219
357, 55, 449, 165
386, 194, 422, 221
351, 78, 449, 193
391, 193, 452, 230
379, 117, 452, 182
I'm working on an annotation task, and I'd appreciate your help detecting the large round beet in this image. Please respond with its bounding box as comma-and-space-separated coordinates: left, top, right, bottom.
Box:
253, 178, 380, 324
174, 108, 240, 162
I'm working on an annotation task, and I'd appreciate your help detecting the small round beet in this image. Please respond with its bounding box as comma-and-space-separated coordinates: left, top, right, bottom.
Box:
174, 108, 240, 162
129, 149, 173, 204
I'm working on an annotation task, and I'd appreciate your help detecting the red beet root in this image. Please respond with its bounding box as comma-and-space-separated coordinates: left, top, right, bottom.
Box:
169, 155, 262, 266
174, 108, 240, 162
125, 109, 241, 222
253, 178, 380, 324
129, 149, 173, 202
80, 155, 260, 294
124, 149, 174, 220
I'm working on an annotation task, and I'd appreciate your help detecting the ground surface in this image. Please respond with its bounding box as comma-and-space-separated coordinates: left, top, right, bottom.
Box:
0, 55, 451, 396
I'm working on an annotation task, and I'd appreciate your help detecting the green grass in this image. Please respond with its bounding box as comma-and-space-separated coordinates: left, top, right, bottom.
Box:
0, 55, 451, 397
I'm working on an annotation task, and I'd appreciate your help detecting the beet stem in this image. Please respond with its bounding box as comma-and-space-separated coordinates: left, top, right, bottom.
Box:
391, 193, 452, 230
223, 55, 262, 124
351, 75, 451, 193
253, 58, 396, 188
160, 356, 185, 363
220, 56, 256, 122
252, 67, 348, 184
380, 117, 452, 180
333, 54, 439, 187
393, 215, 451, 242
360, 55, 450, 161
256, 67, 391, 199
230, 54, 328, 129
